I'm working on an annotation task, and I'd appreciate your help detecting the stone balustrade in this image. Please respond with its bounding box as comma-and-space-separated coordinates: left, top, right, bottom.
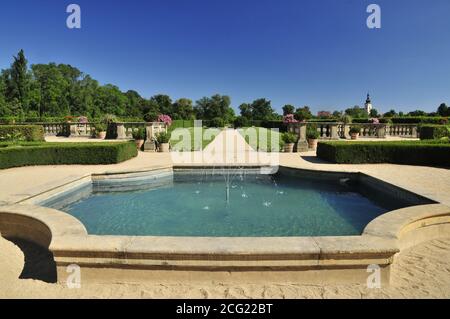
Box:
288, 122, 419, 140
39, 122, 168, 141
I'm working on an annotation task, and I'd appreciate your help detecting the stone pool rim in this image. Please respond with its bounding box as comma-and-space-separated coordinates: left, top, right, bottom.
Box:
1, 165, 449, 285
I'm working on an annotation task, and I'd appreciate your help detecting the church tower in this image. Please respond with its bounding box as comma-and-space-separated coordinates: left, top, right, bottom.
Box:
365, 93, 373, 115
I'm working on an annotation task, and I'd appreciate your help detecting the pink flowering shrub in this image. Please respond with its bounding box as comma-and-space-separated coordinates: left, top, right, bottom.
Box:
283, 114, 298, 124
157, 114, 172, 126
78, 116, 89, 124
317, 111, 332, 118
370, 118, 380, 124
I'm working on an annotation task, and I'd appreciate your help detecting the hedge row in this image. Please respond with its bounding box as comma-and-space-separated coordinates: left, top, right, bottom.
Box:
0, 125, 45, 142
0, 142, 138, 169
390, 117, 448, 124
317, 141, 450, 167
419, 125, 450, 140
171, 120, 196, 129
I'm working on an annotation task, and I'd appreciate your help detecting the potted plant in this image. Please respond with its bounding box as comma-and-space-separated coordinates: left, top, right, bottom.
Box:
282, 132, 298, 153
349, 125, 362, 140
306, 128, 320, 150
156, 131, 171, 152
94, 123, 107, 139
132, 127, 146, 150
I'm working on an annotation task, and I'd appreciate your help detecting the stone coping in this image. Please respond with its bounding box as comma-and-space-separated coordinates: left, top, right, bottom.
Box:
1, 166, 449, 281
1, 202, 449, 268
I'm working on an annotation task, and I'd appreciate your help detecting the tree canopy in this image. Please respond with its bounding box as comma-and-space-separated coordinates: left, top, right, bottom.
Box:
0, 50, 446, 122
239, 98, 277, 121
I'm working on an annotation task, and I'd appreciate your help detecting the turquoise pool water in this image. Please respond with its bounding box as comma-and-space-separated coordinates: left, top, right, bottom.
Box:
46, 170, 409, 237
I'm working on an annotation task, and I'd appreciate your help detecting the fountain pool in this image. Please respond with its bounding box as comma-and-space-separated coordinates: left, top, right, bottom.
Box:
42, 167, 430, 237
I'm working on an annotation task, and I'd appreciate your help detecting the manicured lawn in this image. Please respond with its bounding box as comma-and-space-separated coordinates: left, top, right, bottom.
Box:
170, 127, 222, 151
238, 127, 284, 152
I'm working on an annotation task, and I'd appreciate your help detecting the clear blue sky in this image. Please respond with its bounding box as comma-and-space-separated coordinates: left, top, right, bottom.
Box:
1, 0, 449, 114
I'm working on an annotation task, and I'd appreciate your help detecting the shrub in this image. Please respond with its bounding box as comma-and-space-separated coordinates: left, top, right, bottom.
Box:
282, 132, 298, 144
94, 123, 107, 132
349, 125, 362, 134
209, 117, 225, 128
260, 120, 287, 132
317, 141, 450, 167
233, 116, 250, 128
340, 115, 353, 124
101, 114, 118, 124
0, 125, 45, 142
419, 125, 450, 140
171, 120, 196, 129
132, 127, 146, 140
351, 118, 370, 124
306, 128, 320, 140
157, 114, 173, 126
143, 111, 159, 123
0, 142, 138, 169
155, 131, 170, 144
391, 117, 448, 124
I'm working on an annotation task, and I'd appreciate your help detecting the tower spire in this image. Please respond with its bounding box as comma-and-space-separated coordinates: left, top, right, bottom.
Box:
365, 93, 373, 114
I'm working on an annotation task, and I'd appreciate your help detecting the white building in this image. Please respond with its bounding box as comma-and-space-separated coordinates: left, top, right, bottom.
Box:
365, 94, 373, 115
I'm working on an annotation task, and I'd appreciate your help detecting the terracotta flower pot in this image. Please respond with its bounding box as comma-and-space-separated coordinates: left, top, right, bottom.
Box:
97, 131, 107, 140
308, 138, 318, 150
135, 139, 144, 150
159, 143, 170, 153
351, 133, 359, 140
284, 143, 294, 153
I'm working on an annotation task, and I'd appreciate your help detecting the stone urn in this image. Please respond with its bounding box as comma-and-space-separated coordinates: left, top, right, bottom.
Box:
307, 138, 318, 150
97, 131, 107, 140
135, 139, 144, 150
159, 143, 170, 153
350, 133, 359, 140
284, 143, 294, 153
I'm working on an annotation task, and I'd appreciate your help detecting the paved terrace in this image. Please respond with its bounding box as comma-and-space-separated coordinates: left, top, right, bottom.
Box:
0, 130, 448, 207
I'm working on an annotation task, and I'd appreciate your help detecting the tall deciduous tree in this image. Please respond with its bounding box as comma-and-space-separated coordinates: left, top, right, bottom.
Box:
282, 104, 295, 116
195, 95, 234, 123
437, 103, 449, 117
250, 98, 276, 121
239, 99, 277, 121
172, 98, 194, 120
345, 106, 368, 118
151, 94, 172, 115
295, 106, 312, 121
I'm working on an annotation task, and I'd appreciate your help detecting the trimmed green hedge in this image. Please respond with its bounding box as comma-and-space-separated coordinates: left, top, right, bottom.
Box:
171, 120, 196, 129
419, 125, 450, 140
317, 141, 450, 167
0, 142, 138, 169
391, 117, 448, 124
0, 125, 45, 142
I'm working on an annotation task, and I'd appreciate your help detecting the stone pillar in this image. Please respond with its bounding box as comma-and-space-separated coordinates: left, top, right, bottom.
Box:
377, 125, 387, 138
412, 126, 418, 138
69, 124, 78, 136
116, 123, 128, 140
330, 124, 340, 140
344, 125, 350, 140
144, 124, 157, 152
298, 123, 307, 141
